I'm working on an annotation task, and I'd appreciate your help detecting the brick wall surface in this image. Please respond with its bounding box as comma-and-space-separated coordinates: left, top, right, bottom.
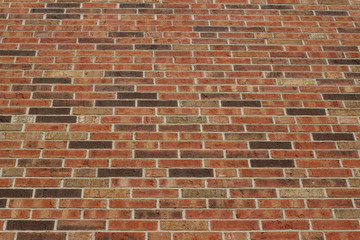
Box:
0, 0, 360, 239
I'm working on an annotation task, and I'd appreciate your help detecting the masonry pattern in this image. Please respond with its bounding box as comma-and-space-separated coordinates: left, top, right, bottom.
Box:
1, 0, 360, 239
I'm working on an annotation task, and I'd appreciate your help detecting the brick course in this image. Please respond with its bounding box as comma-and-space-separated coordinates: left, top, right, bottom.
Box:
1, 0, 360, 239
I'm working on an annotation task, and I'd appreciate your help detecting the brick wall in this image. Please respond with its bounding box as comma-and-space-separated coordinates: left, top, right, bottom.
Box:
1, 0, 360, 239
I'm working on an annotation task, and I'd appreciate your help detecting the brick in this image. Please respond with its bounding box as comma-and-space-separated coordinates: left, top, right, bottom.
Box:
47, 3, 80, 8
135, 210, 182, 219
211, 220, 259, 230
169, 169, 214, 177
6, 220, 54, 230
286, 108, 326, 115
95, 233, 145, 240
221, 101, 261, 107
315, 11, 348, 16
69, 141, 112, 149
36, 116, 77, 123
117, 92, 157, 99
135, 45, 171, 50
98, 168, 142, 177
35, 189, 82, 198
135, 150, 178, 158
0, 189, 33, 198
312, 133, 355, 141
0, 50, 36, 56
182, 189, 226, 198
17, 233, 66, 240
251, 159, 295, 168
109, 32, 144, 38
104, 71, 143, 78
138, 100, 178, 107
161, 221, 208, 230
250, 142, 292, 149
32, 78, 71, 84
194, 26, 229, 32
57, 220, 105, 230
119, 3, 153, 8
29, 108, 70, 115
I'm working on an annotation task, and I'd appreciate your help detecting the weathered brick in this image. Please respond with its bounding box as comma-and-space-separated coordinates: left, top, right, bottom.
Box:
35, 189, 82, 198
29, 108, 70, 115
0, 50, 36, 56
117, 92, 157, 99
169, 169, 214, 177
69, 141, 112, 149
6, 220, 54, 230
182, 189, 226, 198
250, 142, 292, 149
312, 133, 355, 141
251, 159, 295, 168
286, 108, 326, 115
36, 116, 77, 123
98, 168, 142, 177
57, 220, 105, 230
17, 233, 66, 240
0, 189, 33, 198
104, 71, 143, 78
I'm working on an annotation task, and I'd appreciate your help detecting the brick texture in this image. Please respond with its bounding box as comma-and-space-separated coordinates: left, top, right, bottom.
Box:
1, 0, 360, 239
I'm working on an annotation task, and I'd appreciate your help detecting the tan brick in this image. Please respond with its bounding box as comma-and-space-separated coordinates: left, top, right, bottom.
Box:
160, 220, 208, 230
279, 189, 325, 198
84, 189, 130, 198
45, 132, 88, 140
64, 179, 109, 188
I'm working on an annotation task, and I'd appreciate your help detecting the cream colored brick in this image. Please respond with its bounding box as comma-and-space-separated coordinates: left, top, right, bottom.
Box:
279, 189, 325, 198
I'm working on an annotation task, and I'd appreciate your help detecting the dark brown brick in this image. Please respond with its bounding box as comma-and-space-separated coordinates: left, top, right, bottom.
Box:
6, 220, 54, 230
35, 189, 82, 198
0, 116, 11, 123
159, 125, 200, 132
117, 92, 157, 99
337, 28, 360, 33
95, 100, 135, 107
169, 169, 214, 177
0, 64, 32, 70
346, 73, 360, 78
115, 124, 156, 132
46, 14, 81, 19
181, 150, 223, 158
135, 150, 178, 158
47, 3, 80, 8
36, 116, 77, 123
109, 32, 144, 38
33, 92, 73, 99
96, 45, 133, 50
0, 50, 36, 56
138, 100, 178, 107
230, 27, 265, 32
53, 100, 93, 107
57, 220, 105, 230
328, 59, 360, 65
315, 11, 348, 16
317, 79, 355, 86
31, 9, 65, 13
250, 142, 292, 149
0, 199, 6, 208
119, 3, 153, 8
17, 159, 62, 167
135, 210, 182, 219
251, 159, 295, 168
95, 85, 134, 91
17, 233, 66, 240
221, 101, 261, 107
69, 141, 113, 149
135, 45, 171, 50
194, 26, 229, 32
29, 108, 70, 115
0, 189, 33, 198
98, 168, 142, 177
78, 38, 113, 44
323, 94, 360, 100
201, 93, 238, 100
286, 108, 326, 115
33, 78, 71, 84
261, 4, 293, 9
312, 133, 355, 141
104, 71, 143, 78
226, 4, 259, 9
